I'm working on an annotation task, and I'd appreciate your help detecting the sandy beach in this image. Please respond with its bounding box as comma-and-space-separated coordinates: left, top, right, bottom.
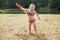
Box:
0, 14, 60, 40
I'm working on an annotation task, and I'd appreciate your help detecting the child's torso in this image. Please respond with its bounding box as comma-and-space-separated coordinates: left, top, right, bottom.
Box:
27, 11, 35, 16
23, 9, 35, 20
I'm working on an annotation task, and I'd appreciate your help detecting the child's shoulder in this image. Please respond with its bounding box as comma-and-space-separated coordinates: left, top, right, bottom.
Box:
26, 9, 28, 11
23, 9, 28, 14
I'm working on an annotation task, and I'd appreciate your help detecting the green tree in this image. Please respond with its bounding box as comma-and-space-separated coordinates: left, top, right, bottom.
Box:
51, 0, 60, 13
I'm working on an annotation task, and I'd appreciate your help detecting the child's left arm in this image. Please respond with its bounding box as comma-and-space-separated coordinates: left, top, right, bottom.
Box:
34, 11, 40, 20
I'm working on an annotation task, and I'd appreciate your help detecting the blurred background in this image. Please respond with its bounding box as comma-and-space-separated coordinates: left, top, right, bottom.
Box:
0, 0, 60, 14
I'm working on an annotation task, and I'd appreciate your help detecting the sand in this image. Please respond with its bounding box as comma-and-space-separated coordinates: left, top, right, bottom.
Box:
0, 14, 60, 40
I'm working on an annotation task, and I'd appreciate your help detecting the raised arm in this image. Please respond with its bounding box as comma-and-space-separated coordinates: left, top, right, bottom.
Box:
16, 1, 26, 11
34, 11, 40, 20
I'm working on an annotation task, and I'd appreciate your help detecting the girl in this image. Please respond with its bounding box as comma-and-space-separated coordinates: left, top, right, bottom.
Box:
16, 1, 40, 35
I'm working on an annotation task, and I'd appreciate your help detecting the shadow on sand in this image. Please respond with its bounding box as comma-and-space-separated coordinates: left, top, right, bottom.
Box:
15, 33, 47, 40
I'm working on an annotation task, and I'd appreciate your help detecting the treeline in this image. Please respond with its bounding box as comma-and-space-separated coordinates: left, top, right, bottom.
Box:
0, 0, 48, 9
0, 0, 60, 13
51, 0, 60, 13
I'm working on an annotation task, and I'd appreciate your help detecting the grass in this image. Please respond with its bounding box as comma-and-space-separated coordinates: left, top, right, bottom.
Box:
0, 8, 60, 14
0, 9, 24, 14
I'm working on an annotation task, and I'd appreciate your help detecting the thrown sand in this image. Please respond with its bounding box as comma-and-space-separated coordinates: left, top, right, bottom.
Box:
0, 14, 60, 40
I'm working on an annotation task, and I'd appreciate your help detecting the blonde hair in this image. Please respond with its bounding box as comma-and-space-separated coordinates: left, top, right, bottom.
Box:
29, 3, 35, 9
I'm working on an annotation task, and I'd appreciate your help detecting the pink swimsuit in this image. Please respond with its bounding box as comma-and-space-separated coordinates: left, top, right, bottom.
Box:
27, 12, 35, 23
28, 19, 35, 23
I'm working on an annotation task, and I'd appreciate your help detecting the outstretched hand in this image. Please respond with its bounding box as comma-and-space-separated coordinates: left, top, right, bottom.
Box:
16, 1, 19, 6
16, 1, 22, 8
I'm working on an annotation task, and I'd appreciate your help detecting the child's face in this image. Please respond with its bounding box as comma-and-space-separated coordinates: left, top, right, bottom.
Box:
30, 6, 34, 10
29, 4, 35, 11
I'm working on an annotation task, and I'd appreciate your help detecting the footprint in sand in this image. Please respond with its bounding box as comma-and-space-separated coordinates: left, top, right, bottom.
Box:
36, 33, 47, 40
45, 19, 48, 21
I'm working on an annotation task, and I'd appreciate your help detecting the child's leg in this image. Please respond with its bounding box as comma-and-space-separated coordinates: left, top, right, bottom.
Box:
29, 23, 32, 34
33, 22, 37, 35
